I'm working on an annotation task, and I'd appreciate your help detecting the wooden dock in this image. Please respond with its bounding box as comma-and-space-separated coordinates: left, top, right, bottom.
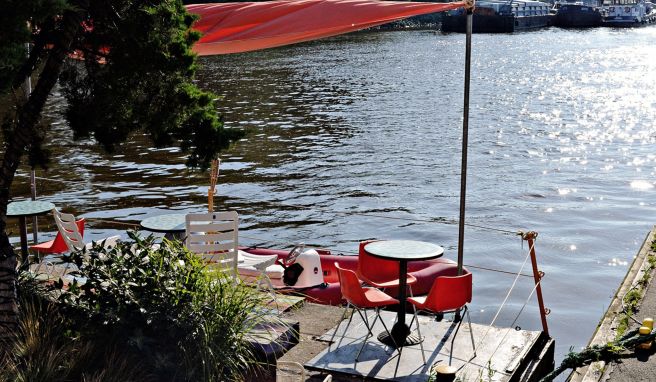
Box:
305, 310, 554, 382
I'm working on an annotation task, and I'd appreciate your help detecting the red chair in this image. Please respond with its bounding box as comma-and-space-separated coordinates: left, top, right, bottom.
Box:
329, 262, 399, 361
356, 240, 417, 292
408, 272, 476, 366
29, 218, 85, 255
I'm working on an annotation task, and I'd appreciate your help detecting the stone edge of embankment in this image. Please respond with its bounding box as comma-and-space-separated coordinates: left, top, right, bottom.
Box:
568, 226, 656, 382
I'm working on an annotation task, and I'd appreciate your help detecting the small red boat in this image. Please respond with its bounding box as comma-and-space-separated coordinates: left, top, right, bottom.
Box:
241, 242, 462, 305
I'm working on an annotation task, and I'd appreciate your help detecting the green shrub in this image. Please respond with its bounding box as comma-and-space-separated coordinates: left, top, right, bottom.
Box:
16, 232, 280, 381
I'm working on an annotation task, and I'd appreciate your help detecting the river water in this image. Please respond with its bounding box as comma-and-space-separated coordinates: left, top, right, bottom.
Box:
9, 26, 656, 367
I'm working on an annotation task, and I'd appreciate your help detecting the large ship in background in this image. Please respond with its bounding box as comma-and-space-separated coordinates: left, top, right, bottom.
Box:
441, 0, 553, 33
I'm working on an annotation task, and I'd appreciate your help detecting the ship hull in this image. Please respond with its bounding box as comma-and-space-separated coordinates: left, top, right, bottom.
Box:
441, 13, 553, 33
554, 5, 602, 27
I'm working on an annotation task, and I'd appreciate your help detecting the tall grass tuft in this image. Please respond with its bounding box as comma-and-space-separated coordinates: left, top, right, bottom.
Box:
181, 271, 270, 380
0, 294, 148, 382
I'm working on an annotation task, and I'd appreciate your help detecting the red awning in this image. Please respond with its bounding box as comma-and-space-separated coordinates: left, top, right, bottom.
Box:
186, 0, 465, 55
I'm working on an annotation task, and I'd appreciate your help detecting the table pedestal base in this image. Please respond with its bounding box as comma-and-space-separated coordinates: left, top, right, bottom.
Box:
378, 332, 423, 347
378, 324, 423, 347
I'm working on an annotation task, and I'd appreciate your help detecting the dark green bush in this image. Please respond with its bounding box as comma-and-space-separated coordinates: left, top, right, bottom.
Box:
9, 232, 278, 381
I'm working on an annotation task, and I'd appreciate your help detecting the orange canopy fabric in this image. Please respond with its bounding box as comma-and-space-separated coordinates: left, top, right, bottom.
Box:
186, 0, 465, 55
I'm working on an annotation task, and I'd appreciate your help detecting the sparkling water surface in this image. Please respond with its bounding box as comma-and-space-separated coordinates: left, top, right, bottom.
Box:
9, 26, 656, 369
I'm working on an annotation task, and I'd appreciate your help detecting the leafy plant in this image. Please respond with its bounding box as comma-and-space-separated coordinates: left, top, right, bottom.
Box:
49, 232, 279, 381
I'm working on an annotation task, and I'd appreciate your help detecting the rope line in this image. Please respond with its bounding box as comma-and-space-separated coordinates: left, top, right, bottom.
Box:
16, 173, 160, 192
484, 275, 543, 367
472, 240, 535, 351
465, 264, 532, 278
16, 173, 520, 235
21, 212, 534, 279
239, 233, 533, 278
85, 218, 141, 228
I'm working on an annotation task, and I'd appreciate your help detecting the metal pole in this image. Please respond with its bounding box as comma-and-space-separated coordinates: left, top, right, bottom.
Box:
23, 42, 39, 244
524, 231, 549, 336
457, 8, 473, 275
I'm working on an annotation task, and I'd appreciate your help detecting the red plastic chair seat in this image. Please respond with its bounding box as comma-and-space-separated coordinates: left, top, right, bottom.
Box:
363, 287, 400, 307
336, 261, 399, 308
408, 273, 472, 313
29, 218, 85, 255
367, 273, 417, 289
407, 295, 427, 308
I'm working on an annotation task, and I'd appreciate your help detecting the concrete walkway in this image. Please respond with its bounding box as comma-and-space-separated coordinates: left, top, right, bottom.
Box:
570, 226, 656, 382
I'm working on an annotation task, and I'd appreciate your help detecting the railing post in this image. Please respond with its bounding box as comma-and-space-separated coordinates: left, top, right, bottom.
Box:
522, 231, 549, 336
208, 158, 220, 212
25, 42, 39, 245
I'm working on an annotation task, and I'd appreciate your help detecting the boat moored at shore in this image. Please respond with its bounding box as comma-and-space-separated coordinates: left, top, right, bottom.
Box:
441, 0, 553, 33
553, 0, 603, 27
601, 0, 656, 26
241, 244, 462, 305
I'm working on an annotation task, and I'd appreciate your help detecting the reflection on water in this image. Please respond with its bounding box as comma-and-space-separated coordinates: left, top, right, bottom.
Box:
8, 27, 656, 366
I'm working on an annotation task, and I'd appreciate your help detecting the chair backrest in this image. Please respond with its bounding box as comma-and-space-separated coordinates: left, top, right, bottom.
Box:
185, 211, 239, 277
48, 218, 85, 253
422, 272, 473, 313
356, 240, 401, 285
335, 262, 369, 307
53, 209, 86, 251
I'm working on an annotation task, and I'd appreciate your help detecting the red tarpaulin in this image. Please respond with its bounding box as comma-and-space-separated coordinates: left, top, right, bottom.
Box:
186, 0, 465, 55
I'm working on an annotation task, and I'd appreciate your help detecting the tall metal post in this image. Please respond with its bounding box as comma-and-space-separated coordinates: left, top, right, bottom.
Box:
523, 231, 549, 336
457, 6, 474, 276
24, 42, 39, 244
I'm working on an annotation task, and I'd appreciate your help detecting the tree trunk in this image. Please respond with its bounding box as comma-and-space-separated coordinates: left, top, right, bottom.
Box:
0, 5, 85, 340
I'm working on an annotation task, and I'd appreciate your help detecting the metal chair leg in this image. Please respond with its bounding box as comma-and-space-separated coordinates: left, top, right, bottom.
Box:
449, 311, 464, 366
368, 307, 380, 331
377, 310, 396, 348
329, 302, 353, 347
448, 305, 476, 366
412, 304, 426, 365
394, 346, 404, 377
356, 307, 375, 337
259, 274, 279, 310
355, 307, 374, 362
465, 306, 477, 358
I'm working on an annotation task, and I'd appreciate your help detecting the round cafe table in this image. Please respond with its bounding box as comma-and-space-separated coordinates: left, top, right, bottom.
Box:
364, 239, 444, 347
140, 213, 186, 240
7, 200, 56, 262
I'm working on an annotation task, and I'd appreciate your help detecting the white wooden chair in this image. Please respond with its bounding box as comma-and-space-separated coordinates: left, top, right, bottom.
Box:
53, 208, 120, 252
185, 211, 278, 292
48, 208, 120, 283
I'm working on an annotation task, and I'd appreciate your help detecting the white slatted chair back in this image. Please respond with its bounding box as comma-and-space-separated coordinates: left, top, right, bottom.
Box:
53, 208, 85, 251
53, 208, 120, 253
185, 211, 239, 278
